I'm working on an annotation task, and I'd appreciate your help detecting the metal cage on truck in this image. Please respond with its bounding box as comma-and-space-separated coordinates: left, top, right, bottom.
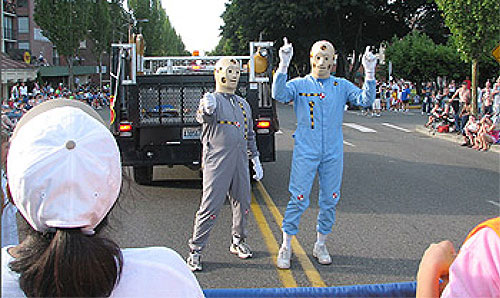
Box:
110, 42, 277, 185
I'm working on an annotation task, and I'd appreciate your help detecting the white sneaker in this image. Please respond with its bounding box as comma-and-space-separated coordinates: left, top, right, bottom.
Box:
312, 243, 332, 265
277, 246, 292, 269
186, 251, 202, 271
230, 239, 253, 259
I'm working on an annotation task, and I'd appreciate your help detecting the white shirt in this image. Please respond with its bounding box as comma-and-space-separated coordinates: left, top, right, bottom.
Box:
1, 170, 18, 247
2, 246, 205, 298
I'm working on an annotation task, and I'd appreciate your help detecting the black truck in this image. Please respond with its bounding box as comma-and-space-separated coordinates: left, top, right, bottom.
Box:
109, 42, 277, 185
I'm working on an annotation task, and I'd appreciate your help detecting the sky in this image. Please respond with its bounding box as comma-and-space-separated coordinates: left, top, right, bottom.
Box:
161, 0, 228, 55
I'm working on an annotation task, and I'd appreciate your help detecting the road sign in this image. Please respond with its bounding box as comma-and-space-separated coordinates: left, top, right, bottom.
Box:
492, 43, 500, 63
23, 51, 31, 64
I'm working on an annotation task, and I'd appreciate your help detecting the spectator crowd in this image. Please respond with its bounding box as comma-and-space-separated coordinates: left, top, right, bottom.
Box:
2, 82, 111, 134
422, 76, 500, 152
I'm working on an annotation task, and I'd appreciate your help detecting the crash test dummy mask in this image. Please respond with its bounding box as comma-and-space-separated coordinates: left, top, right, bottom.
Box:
310, 40, 336, 79
214, 58, 241, 94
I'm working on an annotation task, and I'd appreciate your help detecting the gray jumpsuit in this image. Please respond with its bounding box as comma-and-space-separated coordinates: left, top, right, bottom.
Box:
189, 92, 259, 252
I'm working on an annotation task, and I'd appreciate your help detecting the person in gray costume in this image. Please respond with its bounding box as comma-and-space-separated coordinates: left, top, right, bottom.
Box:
186, 58, 264, 272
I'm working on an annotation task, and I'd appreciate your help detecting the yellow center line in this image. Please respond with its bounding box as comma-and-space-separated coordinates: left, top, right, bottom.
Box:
255, 181, 327, 287
250, 193, 297, 288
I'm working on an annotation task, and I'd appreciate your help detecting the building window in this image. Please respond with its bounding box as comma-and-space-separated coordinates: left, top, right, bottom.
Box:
17, 0, 28, 8
3, 16, 14, 40
18, 41, 30, 50
18, 17, 29, 34
34, 28, 50, 42
53, 48, 60, 66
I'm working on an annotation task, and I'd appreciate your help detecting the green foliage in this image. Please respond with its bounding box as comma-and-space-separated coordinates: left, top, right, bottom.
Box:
385, 31, 468, 84
88, 0, 112, 56
34, 0, 91, 58
435, 0, 500, 62
217, 0, 448, 79
128, 0, 189, 56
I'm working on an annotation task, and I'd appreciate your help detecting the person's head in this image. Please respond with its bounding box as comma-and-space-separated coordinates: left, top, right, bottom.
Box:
462, 81, 467, 88
214, 58, 241, 94
309, 40, 335, 79
485, 81, 491, 88
7, 99, 123, 297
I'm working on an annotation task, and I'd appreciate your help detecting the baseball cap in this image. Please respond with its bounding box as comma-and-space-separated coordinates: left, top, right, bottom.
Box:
7, 99, 122, 235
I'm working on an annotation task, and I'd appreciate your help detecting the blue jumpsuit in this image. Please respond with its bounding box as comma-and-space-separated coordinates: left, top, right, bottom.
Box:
272, 73, 375, 235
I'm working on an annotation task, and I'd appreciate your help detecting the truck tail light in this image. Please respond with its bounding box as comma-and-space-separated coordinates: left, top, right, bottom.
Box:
256, 120, 271, 129
120, 123, 132, 132
119, 122, 133, 137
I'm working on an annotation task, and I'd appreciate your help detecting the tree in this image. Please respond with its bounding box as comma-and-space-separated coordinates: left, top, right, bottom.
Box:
34, 0, 92, 91
88, 0, 113, 90
219, 0, 410, 80
384, 31, 468, 89
435, 0, 500, 114
128, 0, 188, 56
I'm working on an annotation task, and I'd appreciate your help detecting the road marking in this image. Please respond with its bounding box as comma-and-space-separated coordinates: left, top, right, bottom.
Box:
251, 193, 297, 288
487, 200, 500, 207
343, 123, 376, 133
255, 181, 327, 287
381, 122, 412, 133
343, 140, 355, 147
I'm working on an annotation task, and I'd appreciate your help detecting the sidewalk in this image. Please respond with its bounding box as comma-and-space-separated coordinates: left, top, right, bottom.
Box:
415, 126, 500, 154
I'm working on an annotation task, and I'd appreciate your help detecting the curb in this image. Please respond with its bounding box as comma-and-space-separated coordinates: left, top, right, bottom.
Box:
415, 126, 500, 154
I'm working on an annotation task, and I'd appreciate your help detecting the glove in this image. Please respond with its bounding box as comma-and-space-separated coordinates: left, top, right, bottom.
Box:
201, 92, 216, 115
362, 46, 377, 80
277, 37, 293, 73
251, 156, 263, 181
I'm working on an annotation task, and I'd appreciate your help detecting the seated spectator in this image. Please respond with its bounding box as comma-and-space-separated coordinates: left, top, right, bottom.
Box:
2, 99, 205, 298
425, 102, 442, 128
475, 115, 499, 151
416, 217, 500, 298
461, 114, 479, 147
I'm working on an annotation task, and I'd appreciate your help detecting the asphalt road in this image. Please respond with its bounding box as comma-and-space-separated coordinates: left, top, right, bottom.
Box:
98, 103, 499, 289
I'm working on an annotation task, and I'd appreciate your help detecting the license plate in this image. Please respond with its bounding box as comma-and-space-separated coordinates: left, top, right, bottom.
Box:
182, 127, 201, 139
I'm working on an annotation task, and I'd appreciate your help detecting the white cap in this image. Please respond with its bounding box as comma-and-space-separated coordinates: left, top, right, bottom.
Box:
7, 99, 122, 235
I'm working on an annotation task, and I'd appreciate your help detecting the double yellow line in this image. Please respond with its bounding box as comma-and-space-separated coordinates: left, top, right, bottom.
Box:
250, 181, 326, 288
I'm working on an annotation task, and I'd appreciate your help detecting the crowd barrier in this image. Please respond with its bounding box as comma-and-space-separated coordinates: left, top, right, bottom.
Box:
203, 281, 417, 298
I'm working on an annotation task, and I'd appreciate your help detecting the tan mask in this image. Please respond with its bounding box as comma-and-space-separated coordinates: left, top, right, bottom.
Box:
310, 40, 335, 79
214, 58, 241, 94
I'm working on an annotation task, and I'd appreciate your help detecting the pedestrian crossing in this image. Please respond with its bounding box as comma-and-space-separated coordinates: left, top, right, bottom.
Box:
342, 122, 414, 147
342, 122, 412, 134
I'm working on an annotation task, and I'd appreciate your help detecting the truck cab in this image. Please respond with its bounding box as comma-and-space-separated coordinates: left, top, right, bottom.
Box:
110, 41, 277, 185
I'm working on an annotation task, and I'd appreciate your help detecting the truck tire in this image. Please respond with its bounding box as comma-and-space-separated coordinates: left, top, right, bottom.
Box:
133, 166, 153, 185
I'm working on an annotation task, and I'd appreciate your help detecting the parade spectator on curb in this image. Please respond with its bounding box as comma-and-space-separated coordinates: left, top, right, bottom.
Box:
1, 99, 205, 298
481, 80, 494, 115
450, 81, 471, 133
422, 82, 433, 115
401, 83, 410, 112
492, 76, 500, 115
461, 114, 479, 147
1, 128, 18, 247
416, 217, 500, 298
475, 115, 499, 151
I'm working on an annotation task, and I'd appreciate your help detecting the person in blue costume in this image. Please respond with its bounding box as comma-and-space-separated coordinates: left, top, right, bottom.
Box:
272, 38, 378, 269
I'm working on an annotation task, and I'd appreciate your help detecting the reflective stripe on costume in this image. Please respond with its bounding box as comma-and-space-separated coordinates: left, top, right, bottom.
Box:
308, 101, 315, 129
217, 102, 248, 139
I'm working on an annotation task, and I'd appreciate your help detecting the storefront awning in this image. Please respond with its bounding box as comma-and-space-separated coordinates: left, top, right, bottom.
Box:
0, 53, 38, 84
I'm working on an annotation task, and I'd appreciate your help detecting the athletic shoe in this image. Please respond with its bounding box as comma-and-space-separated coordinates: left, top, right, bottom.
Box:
186, 251, 202, 271
277, 246, 292, 269
312, 243, 332, 265
230, 239, 253, 259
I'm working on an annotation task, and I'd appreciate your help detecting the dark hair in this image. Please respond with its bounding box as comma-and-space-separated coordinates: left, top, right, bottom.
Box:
9, 225, 123, 297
